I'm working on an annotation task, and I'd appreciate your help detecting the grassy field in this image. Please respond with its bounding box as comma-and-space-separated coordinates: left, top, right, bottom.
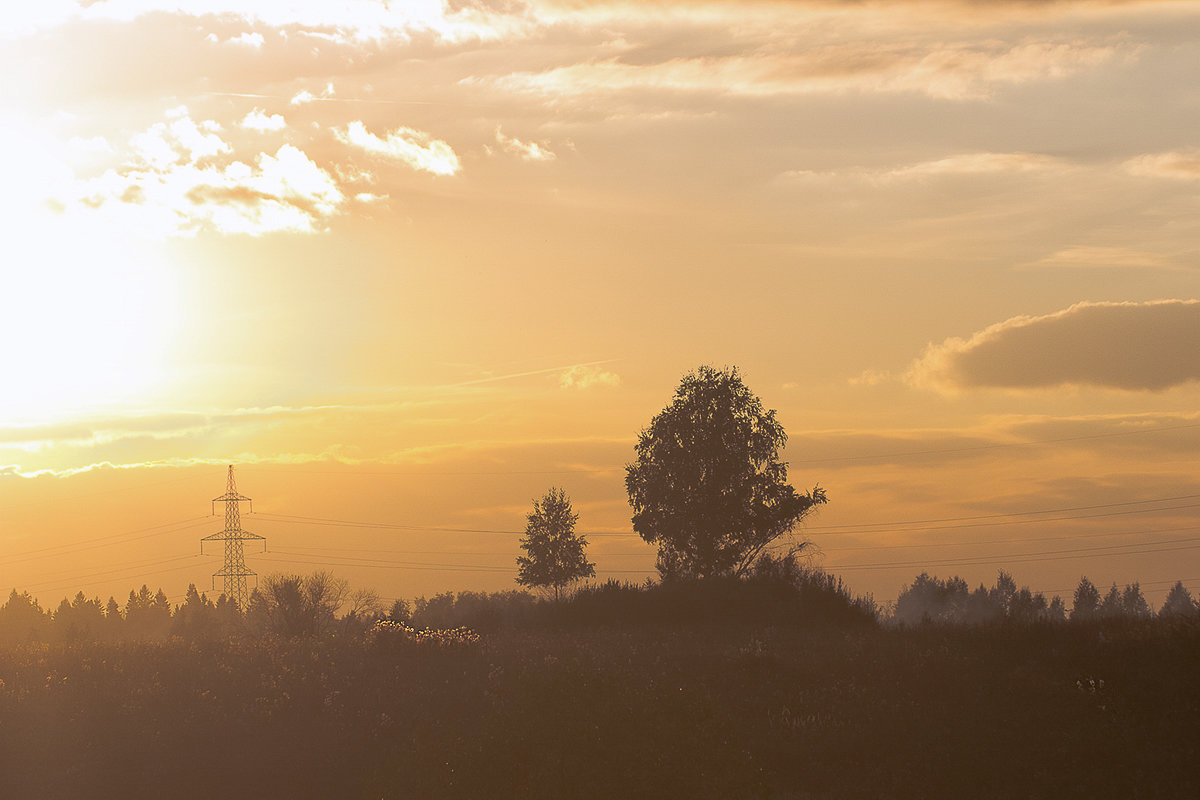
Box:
2, 609, 1198, 799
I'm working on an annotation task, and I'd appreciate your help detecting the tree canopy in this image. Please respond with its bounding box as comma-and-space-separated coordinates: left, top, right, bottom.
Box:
625, 365, 827, 580
516, 488, 596, 599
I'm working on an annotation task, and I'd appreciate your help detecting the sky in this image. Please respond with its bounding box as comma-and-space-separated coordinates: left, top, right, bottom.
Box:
2, 0, 1200, 611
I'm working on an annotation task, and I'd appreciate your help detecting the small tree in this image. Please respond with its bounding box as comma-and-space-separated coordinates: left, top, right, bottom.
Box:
1072, 577, 1101, 620
516, 488, 595, 600
1100, 583, 1124, 618
1121, 582, 1152, 618
1160, 581, 1196, 617
625, 365, 827, 580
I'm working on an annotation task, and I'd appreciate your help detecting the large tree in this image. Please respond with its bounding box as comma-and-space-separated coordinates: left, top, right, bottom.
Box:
516, 488, 596, 600
625, 365, 827, 580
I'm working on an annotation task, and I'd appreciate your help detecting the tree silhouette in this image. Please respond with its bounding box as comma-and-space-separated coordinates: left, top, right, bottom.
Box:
1122, 582, 1152, 618
1160, 581, 1196, 617
1100, 582, 1124, 618
516, 488, 595, 600
625, 365, 826, 580
1072, 577, 1101, 620
261, 571, 348, 636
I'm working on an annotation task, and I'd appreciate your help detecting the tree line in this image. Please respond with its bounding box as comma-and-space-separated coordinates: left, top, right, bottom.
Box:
894, 570, 1199, 626
0, 571, 383, 646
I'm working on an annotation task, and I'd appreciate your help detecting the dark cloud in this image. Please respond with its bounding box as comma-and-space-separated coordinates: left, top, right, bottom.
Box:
912, 300, 1200, 391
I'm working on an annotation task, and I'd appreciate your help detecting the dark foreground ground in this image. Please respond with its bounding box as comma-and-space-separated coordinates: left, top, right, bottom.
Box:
1, 617, 1198, 799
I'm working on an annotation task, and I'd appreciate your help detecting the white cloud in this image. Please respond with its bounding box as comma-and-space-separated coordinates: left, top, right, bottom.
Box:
240, 108, 287, 132
1, 0, 528, 42
559, 364, 620, 390
131, 123, 182, 169
68, 135, 113, 154
67, 142, 346, 238
167, 111, 231, 161
228, 31, 265, 48
494, 126, 556, 162
335, 120, 461, 177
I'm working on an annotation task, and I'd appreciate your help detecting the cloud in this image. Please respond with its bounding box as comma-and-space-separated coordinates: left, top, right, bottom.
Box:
782, 151, 1064, 183
128, 106, 230, 169
480, 39, 1127, 101
1125, 149, 1200, 180
335, 120, 461, 176
849, 369, 893, 387
493, 126, 556, 161
886, 151, 1061, 177
228, 30, 265, 48
1018, 245, 1178, 271
558, 364, 620, 389
1, 0, 526, 42
66, 131, 347, 238
240, 108, 287, 132
909, 300, 1200, 392
67, 135, 113, 154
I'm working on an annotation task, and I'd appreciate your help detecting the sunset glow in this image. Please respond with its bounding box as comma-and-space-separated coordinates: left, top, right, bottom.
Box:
2, 0, 1200, 611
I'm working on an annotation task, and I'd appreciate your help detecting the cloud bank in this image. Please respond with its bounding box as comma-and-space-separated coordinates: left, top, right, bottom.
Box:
910, 300, 1200, 392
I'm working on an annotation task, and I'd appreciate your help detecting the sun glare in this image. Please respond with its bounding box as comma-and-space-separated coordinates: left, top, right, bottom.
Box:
0, 118, 180, 421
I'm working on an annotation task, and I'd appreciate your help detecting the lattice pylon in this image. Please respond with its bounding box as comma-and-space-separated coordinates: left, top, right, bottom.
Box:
201, 465, 265, 609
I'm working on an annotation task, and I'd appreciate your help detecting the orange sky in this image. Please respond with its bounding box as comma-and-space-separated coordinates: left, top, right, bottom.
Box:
2, 0, 1200, 610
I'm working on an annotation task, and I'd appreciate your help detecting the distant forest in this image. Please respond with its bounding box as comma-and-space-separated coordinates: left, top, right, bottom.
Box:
3, 558, 1198, 646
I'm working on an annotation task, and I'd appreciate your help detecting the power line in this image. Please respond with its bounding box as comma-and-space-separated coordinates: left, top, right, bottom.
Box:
805, 493, 1200, 532
253, 511, 639, 536
25, 555, 203, 596
258, 551, 656, 576
241, 466, 621, 476
810, 502, 1200, 537
280, 543, 654, 557
789, 420, 1200, 464
827, 537, 1200, 573
822, 524, 1200, 553
3, 517, 210, 564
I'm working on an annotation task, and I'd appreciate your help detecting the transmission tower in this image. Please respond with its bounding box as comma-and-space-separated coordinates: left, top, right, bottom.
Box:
201, 465, 265, 609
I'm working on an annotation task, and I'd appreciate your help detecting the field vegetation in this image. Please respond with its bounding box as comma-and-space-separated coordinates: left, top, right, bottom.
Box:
1, 559, 1198, 798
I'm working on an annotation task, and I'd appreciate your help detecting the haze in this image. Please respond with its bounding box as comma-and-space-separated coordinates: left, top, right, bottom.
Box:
3, 0, 1200, 610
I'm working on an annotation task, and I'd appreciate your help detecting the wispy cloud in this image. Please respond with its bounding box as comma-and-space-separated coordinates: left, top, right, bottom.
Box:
1125, 149, 1200, 180
1018, 245, 1179, 271
481, 40, 1127, 101
559, 364, 620, 390
782, 151, 1064, 182
492, 126, 556, 162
